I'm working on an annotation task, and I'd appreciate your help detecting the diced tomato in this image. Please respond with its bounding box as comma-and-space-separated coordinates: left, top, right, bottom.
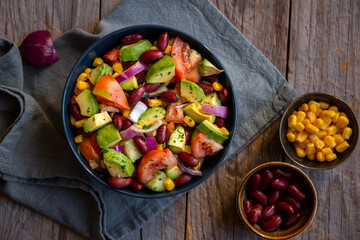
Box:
93, 74, 130, 110
89, 133, 102, 158
103, 49, 120, 66
184, 67, 201, 82
165, 101, 184, 123
79, 136, 101, 163
191, 130, 224, 159
171, 37, 187, 80
137, 149, 177, 184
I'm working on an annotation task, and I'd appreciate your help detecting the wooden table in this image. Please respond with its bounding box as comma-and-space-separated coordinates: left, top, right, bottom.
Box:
1, 0, 359, 239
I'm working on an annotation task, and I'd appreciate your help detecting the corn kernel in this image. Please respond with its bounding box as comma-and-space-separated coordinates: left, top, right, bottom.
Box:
295, 147, 306, 157
307, 112, 317, 123
149, 99, 163, 107
342, 127, 352, 140
309, 100, 320, 107
305, 123, 319, 135
123, 110, 131, 118
323, 135, 336, 148
74, 134, 83, 143
157, 143, 164, 150
220, 127, 230, 136
309, 103, 318, 113
194, 161, 202, 170
299, 139, 310, 149
332, 112, 340, 123
164, 45, 172, 55
339, 112, 348, 118
336, 141, 349, 153
317, 130, 327, 139
295, 122, 305, 132
212, 82, 223, 91
306, 143, 316, 156
150, 46, 159, 50
75, 119, 87, 128
112, 72, 119, 77
321, 147, 333, 155
321, 110, 336, 118
77, 72, 88, 82
313, 118, 323, 128
326, 125, 337, 135
288, 127, 296, 132
302, 118, 310, 126
292, 111, 298, 115
112, 62, 123, 73
307, 154, 316, 160
319, 101, 330, 110
184, 115, 195, 127
84, 68, 92, 74
299, 103, 309, 112
297, 111, 306, 123
333, 134, 345, 145
288, 115, 297, 128
316, 152, 325, 162
286, 132, 296, 142
98, 103, 106, 109
320, 117, 332, 130
315, 108, 323, 117
74, 81, 90, 94
184, 145, 192, 154
329, 106, 339, 112
164, 178, 175, 191
314, 139, 325, 149
335, 116, 349, 129
325, 153, 337, 162
296, 131, 308, 143
309, 134, 320, 143
70, 115, 76, 126
93, 57, 104, 67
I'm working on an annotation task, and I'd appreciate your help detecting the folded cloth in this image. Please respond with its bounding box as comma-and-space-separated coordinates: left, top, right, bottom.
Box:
0, 0, 296, 239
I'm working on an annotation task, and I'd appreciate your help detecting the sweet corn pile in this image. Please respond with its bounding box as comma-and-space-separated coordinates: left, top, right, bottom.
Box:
287, 100, 352, 162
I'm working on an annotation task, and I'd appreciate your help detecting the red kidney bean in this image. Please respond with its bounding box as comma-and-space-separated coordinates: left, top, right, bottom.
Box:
175, 174, 193, 187
143, 97, 151, 107
260, 170, 274, 191
133, 136, 148, 154
203, 75, 219, 83
246, 173, 262, 192
283, 213, 301, 228
283, 195, 302, 212
107, 177, 132, 188
103, 49, 120, 66
261, 215, 282, 232
268, 190, 281, 205
122, 118, 132, 130
277, 201, 295, 215
144, 83, 162, 93
178, 152, 199, 168
121, 34, 142, 45
113, 113, 123, 130
243, 198, 253, 215
130, 179, 143, 192
135, 71, 146, 84
262, 205, 277, 220
129, 86, 145, 107
219, 88, 229, 105
271, 178, 289, 190
160, 91, 179, 103
271, 168, 293, 180
69, 95, 82, 120
184, 127, 191, 145
196, 81, 214, 95
249, 190, 268, 207
248, 204, 263, 225
158, 32, 169, 52
155, 124, 167, 144
141, 50, 164, 64
215, 118, 226, 128
288, 184, 306, 200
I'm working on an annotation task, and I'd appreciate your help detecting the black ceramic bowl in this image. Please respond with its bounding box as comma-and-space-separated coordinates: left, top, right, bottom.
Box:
279, 92, 358, 170
62, 25, 237, 198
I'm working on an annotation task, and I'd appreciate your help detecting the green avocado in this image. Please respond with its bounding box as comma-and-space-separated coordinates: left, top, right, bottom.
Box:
75, 89, 99, 117
119, 75, 138, 91
146, 55, 175, 84
103, 148, 135, 177
89, 63, 113, 85
165, 166, 184, 180
196, 120, 229, 144
123, 138, 143, 163
96, 123, 122, 149
144, 171, 167, 192
168, 125, 186, 154
180, 79, 206, 103
83, 111, 112, 133
183, 103, 215, 124
120, 39, 152, 61
202, 92, 222, 106
135, 107, 166, 128
198, 58, 224, 77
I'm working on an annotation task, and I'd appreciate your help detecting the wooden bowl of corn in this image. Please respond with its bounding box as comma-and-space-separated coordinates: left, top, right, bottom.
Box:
279, 92, 359, 170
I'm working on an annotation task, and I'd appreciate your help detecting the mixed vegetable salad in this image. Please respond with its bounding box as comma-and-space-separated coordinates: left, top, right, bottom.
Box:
69, 31, 231, 192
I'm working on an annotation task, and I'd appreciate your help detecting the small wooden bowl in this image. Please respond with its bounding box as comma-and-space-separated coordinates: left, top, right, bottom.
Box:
279, 92, 359, 170
236, 162, 317, 239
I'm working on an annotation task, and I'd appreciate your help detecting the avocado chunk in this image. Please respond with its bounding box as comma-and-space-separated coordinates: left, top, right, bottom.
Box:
96, 123, 122, 149
120, 39, 152, 61
168, 125, 186, 154
89, 63, 113, 85
202, 92, 222, 106
123, 138, 143, 163
83, 111, 112, 133
180, 79, 206, 103
136, 107, 166, 128
165, 166, 184, 181
183, 103, 216, 124
119, 75, 138, 91
75, 89, 99, 117
103, 148, 135, 177
146, 55, 175, 84
198, 58, 224, 77
196, 120, 229, 144
144, 171, 167, 192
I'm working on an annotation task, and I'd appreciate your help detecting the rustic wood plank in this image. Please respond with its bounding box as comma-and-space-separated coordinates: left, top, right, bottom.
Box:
288, 1, 360, 239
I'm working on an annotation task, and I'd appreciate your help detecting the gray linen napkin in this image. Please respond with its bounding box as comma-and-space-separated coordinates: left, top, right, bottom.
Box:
0, 0, 296, 239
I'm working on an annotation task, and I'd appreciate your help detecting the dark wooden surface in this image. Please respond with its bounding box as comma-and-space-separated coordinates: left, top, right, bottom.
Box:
1, 0, 359, 239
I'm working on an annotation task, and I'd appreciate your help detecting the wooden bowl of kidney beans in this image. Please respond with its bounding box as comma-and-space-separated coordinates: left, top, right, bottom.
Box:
236, 162, 317, 239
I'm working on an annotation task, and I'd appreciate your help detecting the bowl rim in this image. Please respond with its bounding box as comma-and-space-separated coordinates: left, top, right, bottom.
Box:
279, 92, 359, 170
61, 24, 237, 198
236, 162, 318, 239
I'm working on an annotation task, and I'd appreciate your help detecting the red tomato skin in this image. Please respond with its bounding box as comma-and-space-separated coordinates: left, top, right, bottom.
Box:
103, 49, 120, 66
78, 136, 101, 162
191, 130, 223, 159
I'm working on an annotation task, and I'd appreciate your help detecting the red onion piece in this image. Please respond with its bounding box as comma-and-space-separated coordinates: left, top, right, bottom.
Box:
100, 106, 120, 113
177, 158, 202, 176
145, 134, 157, 150
109, 144, 125, 154
201, 103, 228, 118
129, 120, 163, 133
19, 30, 59, 67
115, 60, 147, 83
119, 127, 138, 141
